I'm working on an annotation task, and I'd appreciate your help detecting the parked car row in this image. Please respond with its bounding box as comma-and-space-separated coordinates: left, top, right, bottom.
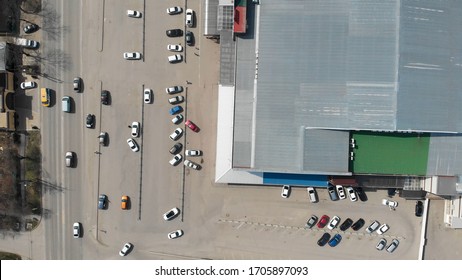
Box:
376, 238, 400, 253
306, 214, 397, 252
164, 9, 201, 170
281, 185, 368, 203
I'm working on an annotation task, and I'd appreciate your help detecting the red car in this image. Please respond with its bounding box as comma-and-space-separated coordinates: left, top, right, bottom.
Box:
185, 119, 199, 132
317, 215, 330, 228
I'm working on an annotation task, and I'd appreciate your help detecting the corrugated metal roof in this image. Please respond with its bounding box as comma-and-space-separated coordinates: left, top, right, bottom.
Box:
232, 0, 462, 175
396, 0, 462, 132
427, 133, 462, 176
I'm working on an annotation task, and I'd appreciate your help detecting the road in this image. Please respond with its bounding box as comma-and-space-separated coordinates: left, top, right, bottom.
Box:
0, 0, 432, 260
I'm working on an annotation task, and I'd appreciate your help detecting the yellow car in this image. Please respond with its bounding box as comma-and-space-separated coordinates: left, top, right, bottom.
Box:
121, 196, 129, 210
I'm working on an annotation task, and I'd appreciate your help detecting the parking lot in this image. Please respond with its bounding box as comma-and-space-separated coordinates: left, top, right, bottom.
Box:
62, 0, 424, 260
7, 0, 441, 260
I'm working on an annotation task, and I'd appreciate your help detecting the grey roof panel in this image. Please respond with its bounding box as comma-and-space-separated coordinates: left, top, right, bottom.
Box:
396, 0, 462, 132
427, 134, 462, 176
251, 0, 399, 171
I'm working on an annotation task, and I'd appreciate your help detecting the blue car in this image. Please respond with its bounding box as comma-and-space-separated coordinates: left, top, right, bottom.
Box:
328, 234, 342, 247
169, 105, 183, 115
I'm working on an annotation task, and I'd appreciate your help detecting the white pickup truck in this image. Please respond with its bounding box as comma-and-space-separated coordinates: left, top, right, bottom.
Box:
14, 38, 39, 49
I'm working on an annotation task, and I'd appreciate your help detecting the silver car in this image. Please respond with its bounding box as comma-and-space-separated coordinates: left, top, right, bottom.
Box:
166, 86, 184, 94
376, 238, 387, 251
168, 96, 184, 105
366, 220, 380, 233
184, 159, 201, 170
386, 239, 399, 253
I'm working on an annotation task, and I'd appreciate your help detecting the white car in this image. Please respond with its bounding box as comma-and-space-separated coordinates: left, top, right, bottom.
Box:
281, 185, 290, 198
123, 52, 141, 60
168, 54, 183, 63
336, 185, 346, 200
127, 138, 139, 152
184, 159, 200, 170
167, 44, 183, 52
169, 128, 183, 141
185, 149, 202, 156
131, 122, 140, 137
73, 222, 81, 238
366, 220, 380, 233
20, 81, 37, 89
166, 86, 183, 94
163, 207, 180, 221
327, 216, 340, 230
119, 242, 133, 256
167, 229, 184, 239
346, 187, 357, 202
185, 9, 194, 27
166, 7, 182, 15
382, 198, 398, 209
172, 114, 184, 124
169, 154, 183, 166
168, 96, 184, 104
306, 187, 318, 203
127, 10, 141, 18
144, 88, 152, 104
376, 223, 389, 235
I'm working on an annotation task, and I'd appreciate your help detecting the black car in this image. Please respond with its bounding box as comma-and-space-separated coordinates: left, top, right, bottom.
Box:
86, 114, 95, 128
24, 23, 39, 34
185, 31, 194, 46
98, 194, 107, 209
415, 201, 423, 217
339, 218, 353, 231
166, 29, 183, 37
101, 90, 109, 105
355, 187, 368, 201
387, 188, 397, 197
351, 218, 365, 231
305, 215, 318, 229
169, 143, 183, 155
317, 233, 331, 247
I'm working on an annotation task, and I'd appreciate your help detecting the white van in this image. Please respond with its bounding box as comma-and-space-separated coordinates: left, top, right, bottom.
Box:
62, 96, 71, 112
168, 54, 183, 63
307, 187, 318, 203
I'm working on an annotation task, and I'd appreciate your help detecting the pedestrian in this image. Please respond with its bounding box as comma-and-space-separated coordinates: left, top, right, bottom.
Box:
194, 52, 199, 56
186, 80, 191, 84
